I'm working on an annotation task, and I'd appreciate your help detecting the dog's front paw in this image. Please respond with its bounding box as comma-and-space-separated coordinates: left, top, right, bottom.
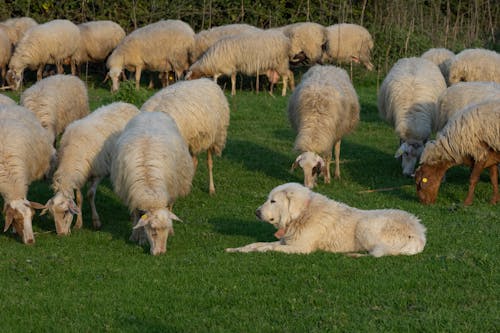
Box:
225, 247, 240, 253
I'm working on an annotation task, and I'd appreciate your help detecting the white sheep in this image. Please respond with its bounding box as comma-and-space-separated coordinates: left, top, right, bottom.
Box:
20, 74, 90, 145
0, 93, 16, 106
448, 48, 500, 85
192, 23, 262, 62
6, 19, 80, 90
437, 81, 500, 130
111, 111, 195, 255
106, 19, 195, 92
288, 65, 360, 188
0, 104, 55, 244
378, 57, 447, 176
1, 17, 37, 46
322, 23, 374, 70
0, 23, 17, 47
415, 99, 500, 205
186, 29, 294, 96
0, 30, 11, 85
75, 20, 125, 69
41, 102, 140, 236
276, 22, 327, 64
141, 78, 230, 194
421, 48, 455, 85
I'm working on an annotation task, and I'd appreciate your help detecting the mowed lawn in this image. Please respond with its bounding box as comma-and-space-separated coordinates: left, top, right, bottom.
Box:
0, 74, 498, 332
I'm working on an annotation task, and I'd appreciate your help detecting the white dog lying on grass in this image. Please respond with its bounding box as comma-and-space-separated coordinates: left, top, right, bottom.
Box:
226, 183, 426, 257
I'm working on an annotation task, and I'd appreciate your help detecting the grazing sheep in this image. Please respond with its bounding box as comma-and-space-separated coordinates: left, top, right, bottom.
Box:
186, 29, 294, 96
1, 17, 37, 46
415, 99, 500, 205
288, 65, 360, 188
41, 102, 140, 235
0, 93, 16, 106
0, 30, 12, 83
226, 183, 426, 257
277, 22, 327, 64
111, 111, 195, 255
448, 48, 500, 85
378, 57, 447, 176
141, 78, 230, 194
322, 23, 374, 70
192, 23, 262, 62
106, 19, 195, 92
75, 20, 125, 70
421, 48, 455, 85
6, 19, 80, 90
0, 104, 55, 244
20, 74, 90, 144
437, 81, 500, 130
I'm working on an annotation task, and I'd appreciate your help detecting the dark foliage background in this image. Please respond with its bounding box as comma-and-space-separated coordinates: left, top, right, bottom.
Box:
1, 0, 498, 72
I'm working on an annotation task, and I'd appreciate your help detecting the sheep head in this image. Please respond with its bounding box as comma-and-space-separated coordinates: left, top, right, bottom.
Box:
414, 163, 448, 204
41, 192, 80, 235
133, 208, 181, 256
291, 152, 326, 189
395, 140, 425, 177
3, 199, 45, 244
5, 68, 23, 91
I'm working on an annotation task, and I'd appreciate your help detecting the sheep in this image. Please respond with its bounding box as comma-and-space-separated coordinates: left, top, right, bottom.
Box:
1, 17, 37, 46
192, 23, 262, 62
74, 20, 126, 71
141, 78, 230, 195
41, 102, 140, 236
0, 104, 55, 244
20, 74, 90, 145
421, 48, 455, 85
378, 57, 447, 176
437, 81, 500, 130
186, 29, 294, 96
276, 22, 327, 64
106, 19, 195, 92
0, 93, 16, 106
0, 23, 17, 47
111, 111, 195, 255
6, 19, 80, 90
288, 65, 360, 188
448, 48, 500, 85
415, 99, 500, 205
322, 23, 374, 71
0, 30, 12, 84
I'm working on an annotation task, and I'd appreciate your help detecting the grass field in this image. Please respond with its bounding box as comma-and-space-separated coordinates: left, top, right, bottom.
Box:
0, 73, 498, 332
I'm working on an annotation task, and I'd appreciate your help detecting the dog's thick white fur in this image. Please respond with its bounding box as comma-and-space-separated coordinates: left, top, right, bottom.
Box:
226, 183, 426, 257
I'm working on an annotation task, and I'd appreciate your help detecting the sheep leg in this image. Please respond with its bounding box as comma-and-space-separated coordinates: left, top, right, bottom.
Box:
208, 148, 215, 195
334, 140, 341, 180
192, 155, 199, 171
288, 69, 295, 91
231, 72, 236, 96
37, 65, 44, 81
464, 159, 486, 206
256, 71, 260, 94
135, 67, 142, 90
488, 164, 499, 204
86, 176, 102, 229
56, 62, 64, 74
74, 189, 83, 229
281, 75, 288, 96
324, 152, 332, 184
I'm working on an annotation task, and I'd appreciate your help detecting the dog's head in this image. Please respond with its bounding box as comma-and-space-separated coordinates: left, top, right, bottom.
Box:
255, 183, 312, 237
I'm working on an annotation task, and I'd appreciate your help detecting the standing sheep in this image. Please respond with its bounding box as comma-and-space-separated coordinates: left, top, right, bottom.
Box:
111, 111, 195, 255
1, 17, 37, 46
20, 74, 90, 145
41, 102, 140, 235
415, 99, 500, 205
378, 57, 447, 176
186, 29, 294, 96
277, 22, 327, 64
106, 19, 195, 92
448, 48, 500, 84
288, 65, 360, 188
141, 78, 230, 194
74, 20, 125, 72
436, 81, 500, 130
0, 104, 55, 244
6, 19, 81, 90
421, 48, 455, 85
322, 23, 374, 71
192, 23, 262, 62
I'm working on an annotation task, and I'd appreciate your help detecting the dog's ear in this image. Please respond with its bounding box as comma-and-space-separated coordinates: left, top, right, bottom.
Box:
284, 184, 311, 221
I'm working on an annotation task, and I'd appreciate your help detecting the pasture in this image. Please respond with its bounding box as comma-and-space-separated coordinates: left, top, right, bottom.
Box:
0, 72, 498, 332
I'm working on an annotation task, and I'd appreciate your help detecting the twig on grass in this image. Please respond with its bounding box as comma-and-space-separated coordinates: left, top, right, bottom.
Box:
358, 184, 413, 193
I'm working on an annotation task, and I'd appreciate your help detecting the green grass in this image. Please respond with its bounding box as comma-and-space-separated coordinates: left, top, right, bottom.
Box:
0, 76, 498, 332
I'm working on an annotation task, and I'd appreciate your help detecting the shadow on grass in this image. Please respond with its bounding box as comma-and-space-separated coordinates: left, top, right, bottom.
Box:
208, 217, 275, 242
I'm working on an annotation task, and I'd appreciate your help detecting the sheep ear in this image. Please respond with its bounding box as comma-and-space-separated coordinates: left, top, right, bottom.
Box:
40, 199, 53, 216
291, 155, 303, 172
68, 200, 80, 215
29, 201, 46, 210
395, 143, 408, 158
134, 214, 150, 229
167, 211, 182, 222
3, 207, 13, 232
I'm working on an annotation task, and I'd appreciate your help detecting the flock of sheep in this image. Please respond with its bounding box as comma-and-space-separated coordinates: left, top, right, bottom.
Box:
0, 16, 498, 255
